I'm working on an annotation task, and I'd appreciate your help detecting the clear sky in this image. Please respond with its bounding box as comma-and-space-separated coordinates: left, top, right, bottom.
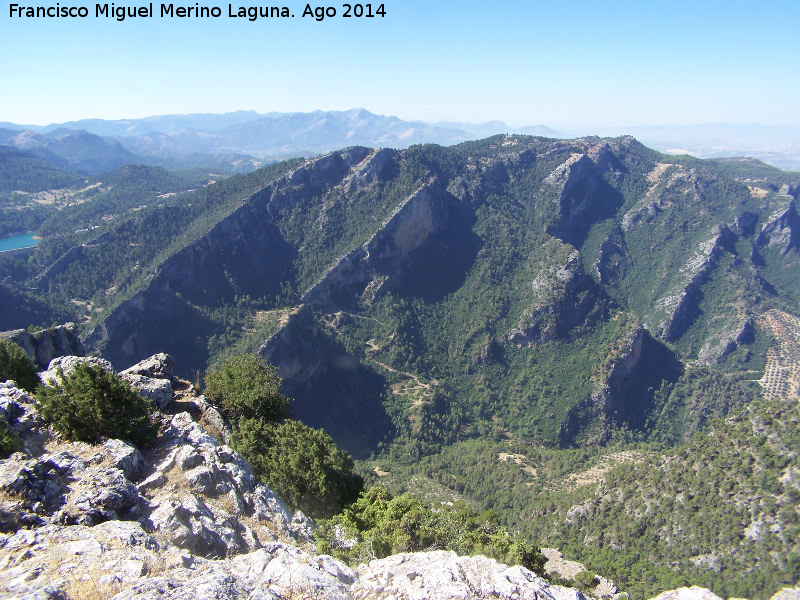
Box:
2, 0, 799, 127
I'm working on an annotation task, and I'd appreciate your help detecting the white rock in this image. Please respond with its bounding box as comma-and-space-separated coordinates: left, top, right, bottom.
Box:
354, 551, 589, 600
771, 588, 800, 600
121, 372, 173, 409
38, 355, 114, 386
104, 439, 146, 479
648, 587, 724, 600
120, 353, 174, 380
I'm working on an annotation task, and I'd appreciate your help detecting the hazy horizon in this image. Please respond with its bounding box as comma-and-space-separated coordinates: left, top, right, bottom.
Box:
2, 0, 798, 128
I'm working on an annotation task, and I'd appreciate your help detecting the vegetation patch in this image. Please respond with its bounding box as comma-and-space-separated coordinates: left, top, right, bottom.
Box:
36, 363, 157, 447
757, 309, 800, 402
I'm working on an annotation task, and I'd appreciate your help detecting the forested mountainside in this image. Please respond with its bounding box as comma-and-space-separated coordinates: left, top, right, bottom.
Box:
2, 134, 799, 598
0, 128, 270, 177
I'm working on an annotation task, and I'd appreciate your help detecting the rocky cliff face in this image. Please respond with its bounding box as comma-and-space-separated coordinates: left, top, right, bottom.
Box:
504, 245, 599, 347
558, 323, 646, 446
300, 177, 461, 310
0, 323, 85, 369
545, 147, 623, 247
757, 198, 799, 254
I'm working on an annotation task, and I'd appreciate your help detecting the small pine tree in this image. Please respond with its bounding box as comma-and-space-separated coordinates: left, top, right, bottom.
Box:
234, 418, 363, 518
204, 354, 291, 423
0, 339, 39, 393
37, 363, 157, 447
204, 353, 362, 518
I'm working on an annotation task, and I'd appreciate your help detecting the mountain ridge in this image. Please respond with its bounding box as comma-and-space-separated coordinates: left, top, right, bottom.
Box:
3, 109, 798, 169
2, 133, 799, 596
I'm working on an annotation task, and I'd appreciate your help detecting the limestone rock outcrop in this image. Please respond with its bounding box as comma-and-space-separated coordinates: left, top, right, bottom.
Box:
757, 199, 799, 255
352, 551, 585, 600
0, 323, 85, 369
504, 245, 596, 347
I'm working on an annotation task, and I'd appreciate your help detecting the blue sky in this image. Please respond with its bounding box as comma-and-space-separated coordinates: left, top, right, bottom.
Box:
2, 0, 799, 126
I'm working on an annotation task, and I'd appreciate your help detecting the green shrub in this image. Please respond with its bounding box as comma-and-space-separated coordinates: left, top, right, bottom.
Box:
36, 363, 157, 446
0, 339, 39, 393
0, 417, 23, 458
204, 353, 361, 518
234, 418, 363, 518
317, 487, 544, 573
574, 570, 600, 588
204, 354, 291, 423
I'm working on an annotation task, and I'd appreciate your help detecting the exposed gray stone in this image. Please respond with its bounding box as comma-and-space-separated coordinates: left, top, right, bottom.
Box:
121, 372, 173, 409
0, 381, 42, 434
195, 395, 231, 445
70, 467, 139, 524
648, 587, 723, 600
120, 353, 175, 380
39, 355, 114, 386
0, 323, 85, 370
290, 510, 317, 543
104, 439, 146, 479
771, 588, 800, 600
353, 551, 589, 600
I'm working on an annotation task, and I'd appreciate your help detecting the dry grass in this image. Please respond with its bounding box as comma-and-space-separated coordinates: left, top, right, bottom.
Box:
0, 528, 170, 600
559, 451, 650, 490
497, 453, 537, 476
748, 185, 769, 198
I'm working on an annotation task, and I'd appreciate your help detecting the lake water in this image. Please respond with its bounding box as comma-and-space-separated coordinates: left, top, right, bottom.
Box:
0, 233, 41, 252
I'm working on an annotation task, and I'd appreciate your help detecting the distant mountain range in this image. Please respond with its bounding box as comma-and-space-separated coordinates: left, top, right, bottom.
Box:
575, 122, 800, 171
1, 109, 799, 174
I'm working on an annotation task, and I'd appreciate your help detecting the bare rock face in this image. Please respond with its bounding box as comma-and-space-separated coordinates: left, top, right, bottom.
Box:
697, 318, 755, 366
299, 176, 460, 311
541, 548, 618, 599
1, 361, 301, 558
139, 411, 295, 558
120, 373, 174, 410
38, 355, 115, 386
353, 551, 587, 600
648, 587, 724, 600
504, 246, 593, 347
0, 322, 85, 369
771, 588, 800, 600
648, 229, 728, 343
0, 381, 43, 438
122, 353, 176, 410
757, 199, 799, 255
120, 352, 175, 379
544, 150, 622, 246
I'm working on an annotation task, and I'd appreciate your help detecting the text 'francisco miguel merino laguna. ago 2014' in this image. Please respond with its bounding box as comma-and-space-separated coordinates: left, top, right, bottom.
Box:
8, 2, 386, 20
